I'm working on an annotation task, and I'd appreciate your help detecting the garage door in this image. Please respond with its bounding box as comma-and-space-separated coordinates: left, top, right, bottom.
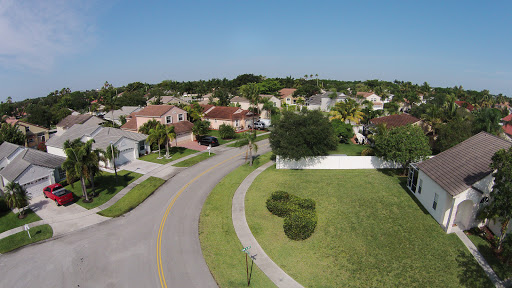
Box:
22, 177, 50, 198
176, 132, 191, 145
116, 148, 134, 166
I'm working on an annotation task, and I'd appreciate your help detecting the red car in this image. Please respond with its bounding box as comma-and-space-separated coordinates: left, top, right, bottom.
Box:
43, 183, 73, 206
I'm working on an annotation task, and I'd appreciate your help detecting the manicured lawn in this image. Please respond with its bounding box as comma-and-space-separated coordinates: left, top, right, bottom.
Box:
245, 168, 493, 287
0, 208, 41, 234
226, 133, 270, 147
66, 170, 142, 209
0, 224, 53, 253
173, 152, 215, 167
98, 177, 165, 217
328, 142, 367, 156
199, 153, 276, 287
467, 233, 512, 280
208, 130, 268, 146
139, 147, 198, 164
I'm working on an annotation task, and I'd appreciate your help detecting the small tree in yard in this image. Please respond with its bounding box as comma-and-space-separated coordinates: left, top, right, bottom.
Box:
374, 124, 431, 174
479, 147, 512, 251
104, 143, 120, 182
234, 131, 258, 166
331, 119, 354, 143
192, 120, 210, 141
270, 110, 337, 160
218, 124, 236, 139
3, 182, 31, 218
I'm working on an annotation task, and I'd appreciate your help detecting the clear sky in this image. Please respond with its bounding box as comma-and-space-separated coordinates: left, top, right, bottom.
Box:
1, 0, 511, 102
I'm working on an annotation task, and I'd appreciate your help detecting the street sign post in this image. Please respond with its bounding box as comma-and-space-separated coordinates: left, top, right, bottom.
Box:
24, 224, 31, 239
241, 246, 253, 286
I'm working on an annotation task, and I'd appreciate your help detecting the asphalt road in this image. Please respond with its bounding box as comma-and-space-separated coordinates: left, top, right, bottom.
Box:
0, 140, 271, 288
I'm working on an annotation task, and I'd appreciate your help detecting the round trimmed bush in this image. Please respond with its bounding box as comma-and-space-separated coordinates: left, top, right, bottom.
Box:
270, 190, 289, 201
283, 211, 317, 240
219, 124, 236, 139
361, 148, 375, 156
293, 198, 316, 211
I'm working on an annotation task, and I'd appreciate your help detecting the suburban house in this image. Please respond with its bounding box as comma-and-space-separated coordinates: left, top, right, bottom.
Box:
356, 92, 385, 110
279, 88, 298, 105
454, 101, 475, 112
56, 114, 104, 136
103, 106, 143, 125
307, 92, 348, 112
407, 132, 512, 235
46, 124, 149, 167
147, 96, 189, 106
0, 142, 66, 198
4, 117, 50, 149
201, 105, 255, 130
121, 105, 194, 145
230, 94, 281, 119
502, 114, 512, 141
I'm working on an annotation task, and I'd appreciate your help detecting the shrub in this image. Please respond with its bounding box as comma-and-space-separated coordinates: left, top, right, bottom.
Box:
218, 124, 236, 139
270, 190, 289, 201
284, 210, 317, 240
361, 148, 375, 156
293, 198, 316, 211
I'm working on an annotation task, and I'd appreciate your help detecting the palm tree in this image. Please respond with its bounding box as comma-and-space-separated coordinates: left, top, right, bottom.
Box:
138, 119, 160, 135
87, 147, 102, 196
3, 182, 31, 218
104, 143, 120, 183
261, 98, 276, 120
62, 139, 95, 202
329, 99, 364, 124
234, 131, 258, 166
164, 125, 176, 158
148, 124, 166, 159
239, 83, 261, 131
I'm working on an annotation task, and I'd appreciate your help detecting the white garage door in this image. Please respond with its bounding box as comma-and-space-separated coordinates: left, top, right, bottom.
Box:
22, 177, 50, 198
116, 148, 134, 166
176, 133, 191, 145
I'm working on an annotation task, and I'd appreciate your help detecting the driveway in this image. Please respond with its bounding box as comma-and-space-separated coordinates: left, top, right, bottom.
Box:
178, 140, 207, 151
117, 159, 163, 175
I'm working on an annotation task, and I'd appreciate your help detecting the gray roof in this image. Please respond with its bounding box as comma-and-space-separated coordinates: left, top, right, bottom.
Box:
0, 142, 21, 160
103, 106, 142, 122
230, 96, 250, 103
46, 124, 146, 150
308, 92, 347, 105
417, 132, 512, 196
0, 148, 65, 182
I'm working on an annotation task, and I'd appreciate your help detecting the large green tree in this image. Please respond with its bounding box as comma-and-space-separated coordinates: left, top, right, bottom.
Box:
331, 119, 354, 142
473, 108, 502, 135
270, 110, 337, 160
434, 118, 473, 153
374, 124, 431, 173
0, 123, 26, 146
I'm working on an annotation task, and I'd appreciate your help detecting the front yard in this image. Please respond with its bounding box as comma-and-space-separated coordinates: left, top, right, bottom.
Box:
139, 147, 197, 164
0, 202, 41, 234
244, 168, 493, 287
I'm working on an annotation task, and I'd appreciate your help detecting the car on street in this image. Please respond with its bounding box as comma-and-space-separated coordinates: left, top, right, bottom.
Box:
43, 183, 74, 206
199, 136, 219, 146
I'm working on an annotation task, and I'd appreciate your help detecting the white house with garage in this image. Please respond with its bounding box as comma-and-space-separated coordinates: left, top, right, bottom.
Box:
46, 123, 149, 168
407, 132, 512, 235
0, 142, 66, 198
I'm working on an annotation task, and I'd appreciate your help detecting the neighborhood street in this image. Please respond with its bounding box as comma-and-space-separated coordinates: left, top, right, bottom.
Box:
0, 141, 271, 288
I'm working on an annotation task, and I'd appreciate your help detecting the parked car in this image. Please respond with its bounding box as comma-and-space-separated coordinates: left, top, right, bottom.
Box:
43, 183, 73, 206
199, 136, 219, 146
253, 121, 266, 130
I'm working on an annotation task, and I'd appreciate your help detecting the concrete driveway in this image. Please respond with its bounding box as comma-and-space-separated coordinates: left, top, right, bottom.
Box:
117, 159, 163, 175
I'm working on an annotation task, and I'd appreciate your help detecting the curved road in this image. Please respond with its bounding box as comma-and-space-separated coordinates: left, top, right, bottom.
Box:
0, 141, 271, 288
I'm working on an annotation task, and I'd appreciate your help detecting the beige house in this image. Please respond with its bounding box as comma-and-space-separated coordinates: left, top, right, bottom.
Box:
230, 94, 281, 119
279, 88, 298, 105
201, 105, 254, 130
4, 117, 50, 149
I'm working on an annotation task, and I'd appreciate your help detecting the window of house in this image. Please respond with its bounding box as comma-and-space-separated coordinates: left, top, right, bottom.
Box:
407, 164, 419, 192
166, 116, 172, 124
178, 114, 184, 121
418, 179, 423, 194
139, 141, 145, 151
235, 120, 240, 127
433, 193, 438, 210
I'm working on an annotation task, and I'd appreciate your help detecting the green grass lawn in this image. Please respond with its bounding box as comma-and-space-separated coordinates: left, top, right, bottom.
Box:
328, 142, 368, 156
226, 133, 270, 148
0, 224, 53, 253
467, 233, 512, 280
173, 152, 215, 167
139, 147, 198, 164
0, 208, 41, 234
245, 168, 493, 287
199, 153, 277, 287
98, 177, 165, 217
206, 130, 238, 145
66, 170, 142, 209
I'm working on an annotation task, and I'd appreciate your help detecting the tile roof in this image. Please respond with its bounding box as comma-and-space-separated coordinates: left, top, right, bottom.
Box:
57, 114, 94, 129
103, 106, 142, 122
356, 92, 376, 98
455, 101, 475, 111
0, 142, 22, 160
370, 114, 420, 128
120, 118, 138, 131
417, 132, 512, 196
278, 88, 297, 99
0, 145, 65, 182
202, 106, 252, 120
171, 121, 194, 134
503, 114, 512, 136
134, 105, 174, 117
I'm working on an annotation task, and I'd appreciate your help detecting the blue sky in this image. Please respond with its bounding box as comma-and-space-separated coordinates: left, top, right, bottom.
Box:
1, 0, 511, 101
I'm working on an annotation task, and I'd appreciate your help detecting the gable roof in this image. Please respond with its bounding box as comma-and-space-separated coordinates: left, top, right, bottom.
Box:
172, 121, 194, 134
104, 106, 142, 121
57, 114, 100, 129
202, 106, 252, 120
370, 114, 420, 128
134, 105, 175, 117
454, 101, 475, 111
230, 96, 250, 103
503, 114, 512, 136
279, 88, 297, 99
417, 132, 512, 196
0, 142, 22, 160
357, 92, 379, 98
308, 92, 347, 105
0, 146, 65, 182
120, 118, 138, 131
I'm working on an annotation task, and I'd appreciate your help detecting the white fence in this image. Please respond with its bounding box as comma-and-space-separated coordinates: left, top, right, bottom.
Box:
276, 155, 402, 170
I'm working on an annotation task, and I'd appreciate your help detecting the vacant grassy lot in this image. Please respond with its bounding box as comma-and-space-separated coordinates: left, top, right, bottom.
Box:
245, 168, 492, 287
66, 170, 142, 209
467, 233, 512, 280
328, 142, 367, 156
199, 153, 276, 287
139, 147, 198, 164
0, 224, 53, 253
99, 177, 165, 217
0, 208, 41, 234
173, 152, 215, 167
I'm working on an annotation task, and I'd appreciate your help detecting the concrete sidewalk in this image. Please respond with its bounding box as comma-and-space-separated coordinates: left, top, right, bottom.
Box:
232, 161, 303, 288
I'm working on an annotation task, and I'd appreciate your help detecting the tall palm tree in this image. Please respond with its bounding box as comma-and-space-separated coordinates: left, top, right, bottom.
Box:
138, 119, 160, 135
62, 139, 95, 202
3, 182, 31, 217
234, 131, 258, 166
239, 83, 261, 130
261, 98, 276, 120
148, 124, 166, 159
164, 125, 176, 158
104, 143, 120, 183
87, 147, 102, 196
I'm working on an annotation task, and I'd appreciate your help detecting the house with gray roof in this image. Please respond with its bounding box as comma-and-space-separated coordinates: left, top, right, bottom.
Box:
0, 142, 66, 198
46, 124, 149, 167
103, 106, 143, 125
307, 92, 347, 112
56, 114, 104, 136
407, 132, 512, 234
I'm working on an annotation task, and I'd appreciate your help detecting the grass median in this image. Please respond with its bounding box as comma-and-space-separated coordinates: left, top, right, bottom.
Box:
0, 224, 53, 253
98, 177, 165, 217
199, 152, 276, 287
173, 152, 215, 167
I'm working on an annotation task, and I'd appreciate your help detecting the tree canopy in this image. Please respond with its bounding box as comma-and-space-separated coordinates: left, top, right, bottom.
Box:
0, 123, 26, 146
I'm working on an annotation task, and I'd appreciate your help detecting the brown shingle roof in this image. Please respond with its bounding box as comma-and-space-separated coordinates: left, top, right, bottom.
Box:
171, 121, 193, 134
203, 106, 252, 120
134, 105, 174, 117
356, 92, 375, 98
56, 114, 93, 129
370, 114, 420, 128
120, 118, 138, 131
279, 88, 297, 99
417, 132, 512, 196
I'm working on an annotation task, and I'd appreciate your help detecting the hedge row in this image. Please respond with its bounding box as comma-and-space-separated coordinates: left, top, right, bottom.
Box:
266, 191, 317, 240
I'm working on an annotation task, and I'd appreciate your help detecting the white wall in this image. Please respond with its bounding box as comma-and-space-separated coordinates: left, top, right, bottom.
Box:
276, 155, 402, 170
47, 146, 66, 157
